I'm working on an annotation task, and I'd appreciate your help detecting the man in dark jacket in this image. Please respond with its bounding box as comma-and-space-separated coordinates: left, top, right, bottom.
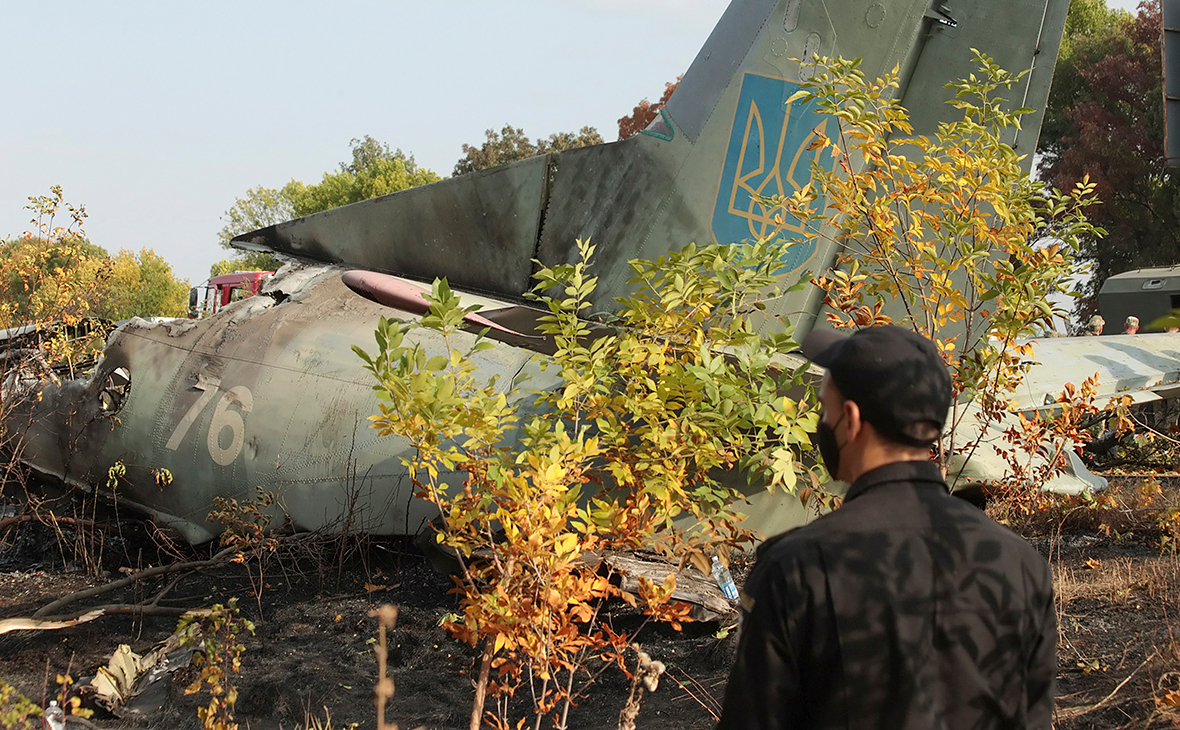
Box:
716, 325, 1056, 730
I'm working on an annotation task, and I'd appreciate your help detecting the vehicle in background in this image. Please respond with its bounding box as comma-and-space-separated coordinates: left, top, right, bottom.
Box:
188, 271, 274, 319
1099, 264, 1180, 332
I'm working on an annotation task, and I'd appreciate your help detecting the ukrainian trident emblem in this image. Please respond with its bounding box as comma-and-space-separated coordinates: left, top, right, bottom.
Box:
711, 72, 832, 275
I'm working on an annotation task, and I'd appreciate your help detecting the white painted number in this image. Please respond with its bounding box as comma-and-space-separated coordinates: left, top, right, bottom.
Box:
165, 378, 254, 466
207, 386, 253, 466
165, 378, 221, 451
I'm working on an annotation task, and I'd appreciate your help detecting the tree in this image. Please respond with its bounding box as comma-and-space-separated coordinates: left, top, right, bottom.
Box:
617, 76, 681, 140
1, 238, 190, 322
452, 125, 602, 175
1038, 1, 1178, 316
0, 188, 105, 331
2, 188, 190, 324
1039, 0, 1131, 163
208, 252, 282, 279
90, 249, 190, 320
216, 183, 302, 248
292, 136, 441, 215
0, 235, 108, 328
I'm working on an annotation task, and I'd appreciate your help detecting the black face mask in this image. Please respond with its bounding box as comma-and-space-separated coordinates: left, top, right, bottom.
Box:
813, 411, 846, 479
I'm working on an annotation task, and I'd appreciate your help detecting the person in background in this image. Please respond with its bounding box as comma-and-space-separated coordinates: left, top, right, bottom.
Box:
1085, 315, 1105, 335
715, 325, 1056, 730
1124, 316, 1139, 334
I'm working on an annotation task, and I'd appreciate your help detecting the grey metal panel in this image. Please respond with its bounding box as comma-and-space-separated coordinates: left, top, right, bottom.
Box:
663, 0, 779, 142
535, 137, 709, 309
1013, 333, 1180, 409
1100, 265, 1180, 329
899, 0, 1069, 166
233, 155, 551, 298
824, 0, 931, 74
1101, 265, 1180, 293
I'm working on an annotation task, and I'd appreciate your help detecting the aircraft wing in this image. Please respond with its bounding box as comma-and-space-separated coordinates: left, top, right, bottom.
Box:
1014, 334, 1180, 411
947, 333, 1180, 495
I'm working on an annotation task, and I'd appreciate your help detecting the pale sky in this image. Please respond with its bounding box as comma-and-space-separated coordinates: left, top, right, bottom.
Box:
0, 0, 1147, 286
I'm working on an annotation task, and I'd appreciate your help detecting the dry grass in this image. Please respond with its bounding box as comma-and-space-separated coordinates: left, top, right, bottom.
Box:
992, 476, 1180, 547
1037, 477, 1180, 728
1054, 552, 1180, 606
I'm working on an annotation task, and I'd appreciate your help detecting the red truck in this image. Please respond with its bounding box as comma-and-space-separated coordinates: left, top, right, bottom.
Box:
188, 271, 274, 318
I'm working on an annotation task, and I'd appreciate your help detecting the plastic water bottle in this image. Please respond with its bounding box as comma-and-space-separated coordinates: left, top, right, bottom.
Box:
44, 700, 64, 730
711, 555, 739, 603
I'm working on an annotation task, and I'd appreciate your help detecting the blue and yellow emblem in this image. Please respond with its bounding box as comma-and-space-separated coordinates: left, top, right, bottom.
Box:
712, 73, 832, 275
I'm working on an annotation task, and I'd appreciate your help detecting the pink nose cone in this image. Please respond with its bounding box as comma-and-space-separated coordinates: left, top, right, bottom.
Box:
341, 269, 528, 337
341, 269, 431, 315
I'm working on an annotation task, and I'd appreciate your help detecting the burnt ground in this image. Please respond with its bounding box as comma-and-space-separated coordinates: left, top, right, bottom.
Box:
2, 486, 1180, 729
0, 516, 736, 730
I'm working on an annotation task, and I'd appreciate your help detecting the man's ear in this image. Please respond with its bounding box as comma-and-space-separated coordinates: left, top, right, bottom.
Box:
843, 398, 864, 442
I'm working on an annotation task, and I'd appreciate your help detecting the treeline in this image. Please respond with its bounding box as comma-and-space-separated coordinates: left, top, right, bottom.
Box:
0, 187, 190, 327
0, 237, 190, 325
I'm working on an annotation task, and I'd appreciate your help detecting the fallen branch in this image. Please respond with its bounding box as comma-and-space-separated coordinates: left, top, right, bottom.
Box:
0, 514, 96, 534
48, 605, 213, 622
0, 609, 106, 635
1056, 653, 1155, 720
1, 605, 216, 635
32, 544, 239, 618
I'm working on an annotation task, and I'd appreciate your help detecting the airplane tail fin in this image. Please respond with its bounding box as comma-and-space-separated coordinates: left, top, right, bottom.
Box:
235, 0, 1068, 320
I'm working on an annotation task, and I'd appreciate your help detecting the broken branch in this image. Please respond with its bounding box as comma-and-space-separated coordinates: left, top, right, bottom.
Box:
32, 545, 239, 618
1055, 653, 1155, 720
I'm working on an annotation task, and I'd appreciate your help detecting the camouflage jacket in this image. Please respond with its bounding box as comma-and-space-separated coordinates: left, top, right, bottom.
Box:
716, 460, 1056, 730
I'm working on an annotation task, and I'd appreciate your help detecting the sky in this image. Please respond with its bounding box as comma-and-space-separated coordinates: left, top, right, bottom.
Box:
0, 0, 1148, 287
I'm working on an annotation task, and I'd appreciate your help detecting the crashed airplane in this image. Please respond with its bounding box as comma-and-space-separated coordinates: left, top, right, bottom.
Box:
11, 0, 1169, 545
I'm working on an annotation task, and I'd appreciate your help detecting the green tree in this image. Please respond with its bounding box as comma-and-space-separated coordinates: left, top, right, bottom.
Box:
90, 249, 191, 320
217, 136, 440, 273
208, 252, 283, 279
215, 183, 301, 273
1039, 0, 1130, 165
292, 136, 441, 216
453, 125, 602, 175
216, 183, 302, 247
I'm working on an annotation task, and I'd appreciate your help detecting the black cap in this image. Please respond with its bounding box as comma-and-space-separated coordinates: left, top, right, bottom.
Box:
801, 325, 952, 447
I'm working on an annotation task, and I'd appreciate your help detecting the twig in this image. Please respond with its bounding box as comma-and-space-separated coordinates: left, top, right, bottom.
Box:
32, 545, 238, 618
368, 605, 399, 730
666, 666, 722, 718
1055, 653, 1155, 720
